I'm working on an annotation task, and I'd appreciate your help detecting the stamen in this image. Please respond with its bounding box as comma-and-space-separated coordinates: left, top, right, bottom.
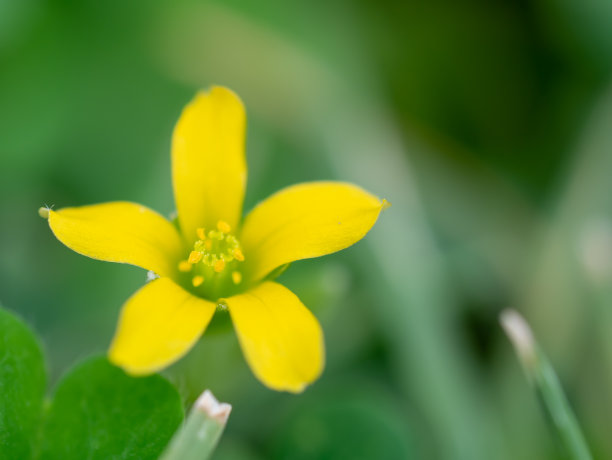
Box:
192, 275, 204, 287
183, 221, 245, 292
233, 248, 245, 262
382, 199, 392, 210
217, 220, 231, 233
188, 250, 202, 264
178, 260, 192, 272
214, 259, 226, 273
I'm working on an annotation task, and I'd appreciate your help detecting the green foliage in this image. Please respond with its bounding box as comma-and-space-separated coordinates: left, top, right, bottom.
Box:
0, 307, 184, 460
0, 308, 46, 460
38, 357, 184, 460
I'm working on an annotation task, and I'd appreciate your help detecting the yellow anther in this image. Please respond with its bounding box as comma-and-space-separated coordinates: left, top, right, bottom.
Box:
382, 199, 392, 210
233, 248, 245, 262
192, 275, 204, 287
232, 271, 242, 284
204, 239, 213, 250
217, 220, 231, 233
38, 207, 50, 219
178, 260, 192, 272
213, 259, 226, 273
196, 227, 206, 240
188, 250, 202, 264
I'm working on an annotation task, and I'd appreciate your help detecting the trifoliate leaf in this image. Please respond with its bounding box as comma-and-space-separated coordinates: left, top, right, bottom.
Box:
38, 357, 183, 460
0, 307, 46, 460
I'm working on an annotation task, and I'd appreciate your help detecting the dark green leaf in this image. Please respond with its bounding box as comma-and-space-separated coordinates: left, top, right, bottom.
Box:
0, 307, 46, 460
38, 356, 183, 460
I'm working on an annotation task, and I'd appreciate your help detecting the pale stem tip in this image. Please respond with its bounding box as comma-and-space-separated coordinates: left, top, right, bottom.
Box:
195, 390, 232, 424
500, 309, 536, 367
38, 207, 50, 219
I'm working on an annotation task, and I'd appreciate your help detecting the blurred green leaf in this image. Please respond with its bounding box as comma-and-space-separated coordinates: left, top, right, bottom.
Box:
0, 307, 46, 460
37, 357, 183, 460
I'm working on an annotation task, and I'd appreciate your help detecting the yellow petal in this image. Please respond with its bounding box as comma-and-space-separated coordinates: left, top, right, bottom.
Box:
172, 86, 247, 242
46, 202, 184, 278
240, 181, 384, 282
109, 277, 216, 375
226, 281, 324, 393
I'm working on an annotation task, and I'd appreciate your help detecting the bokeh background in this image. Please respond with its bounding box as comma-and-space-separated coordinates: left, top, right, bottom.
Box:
2, 0, 612, 458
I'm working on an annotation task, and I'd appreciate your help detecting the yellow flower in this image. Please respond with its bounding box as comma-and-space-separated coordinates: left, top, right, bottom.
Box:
40, 86, 387, 393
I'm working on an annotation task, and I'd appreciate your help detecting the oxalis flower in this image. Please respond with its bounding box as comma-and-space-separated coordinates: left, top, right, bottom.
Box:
40, 86, 388, 393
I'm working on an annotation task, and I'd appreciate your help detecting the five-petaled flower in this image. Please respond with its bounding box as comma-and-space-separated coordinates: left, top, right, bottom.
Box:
40, 86, 387, 392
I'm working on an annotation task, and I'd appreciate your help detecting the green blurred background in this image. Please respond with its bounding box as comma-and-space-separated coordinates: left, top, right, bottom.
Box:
2, 0, 612, 458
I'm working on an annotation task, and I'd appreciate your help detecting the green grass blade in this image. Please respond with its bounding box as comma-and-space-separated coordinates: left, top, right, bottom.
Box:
501, 310, 592, 460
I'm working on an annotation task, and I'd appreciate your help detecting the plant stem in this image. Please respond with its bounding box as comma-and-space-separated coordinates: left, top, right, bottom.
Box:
501, 310, 592, 460
160, 390, 231, 460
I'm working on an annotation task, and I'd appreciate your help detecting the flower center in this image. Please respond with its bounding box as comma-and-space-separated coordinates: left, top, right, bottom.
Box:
177, 220, 245, 299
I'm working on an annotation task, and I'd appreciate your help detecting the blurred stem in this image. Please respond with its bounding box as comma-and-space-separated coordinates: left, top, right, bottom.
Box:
501, 310, 592, 460
160, 390, 231, 460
